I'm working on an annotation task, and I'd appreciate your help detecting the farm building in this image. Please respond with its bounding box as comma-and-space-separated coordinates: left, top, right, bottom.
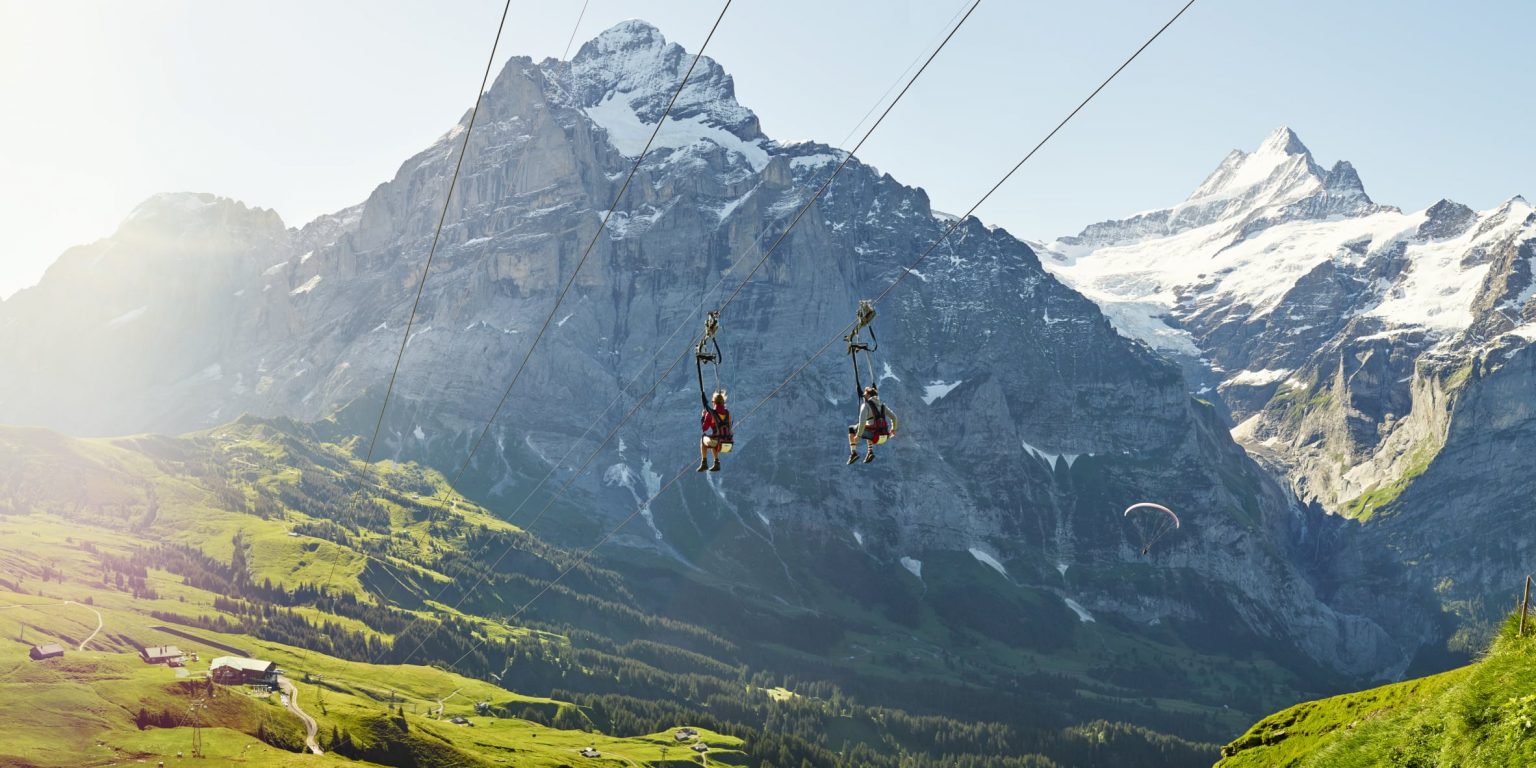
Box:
29, 643, 64, 661
209, 656, 277, 686
140, 645, 183, 664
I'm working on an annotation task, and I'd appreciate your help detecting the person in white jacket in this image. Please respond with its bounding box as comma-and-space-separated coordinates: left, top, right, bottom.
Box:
847, 385, 895, 464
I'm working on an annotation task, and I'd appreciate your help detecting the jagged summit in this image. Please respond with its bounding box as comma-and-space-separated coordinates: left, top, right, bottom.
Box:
1323, 160, 1366, 194
117, 192, 286, 244
1185, 126, 1324, 204
1257, 125, 1311, 157
565, 19, 762, 147
582, 18, 664, 53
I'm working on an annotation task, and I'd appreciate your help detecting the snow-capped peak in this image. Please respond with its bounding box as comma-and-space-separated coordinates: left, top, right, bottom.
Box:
568, 21, 760, 136
563, 20, 769, 170
1185, 127, 1320, 204
1257, 125, 1310, 158
584, 19, 665, 54
1042, 126, 1536, 366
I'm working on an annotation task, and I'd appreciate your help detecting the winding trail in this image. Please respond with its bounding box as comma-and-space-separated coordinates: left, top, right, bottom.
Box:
61, 600, 103, 650
0, 599, 103, 650
278, 677, 323, 755
433, 686, 466, 719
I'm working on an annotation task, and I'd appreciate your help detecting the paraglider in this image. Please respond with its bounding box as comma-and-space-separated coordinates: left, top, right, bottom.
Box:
844, 300, 897, 464
696, 311, 732, 472
1123, 502, 1179, 555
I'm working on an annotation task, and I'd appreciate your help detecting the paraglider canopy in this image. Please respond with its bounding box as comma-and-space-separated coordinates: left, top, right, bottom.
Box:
1123, 502, 1179, 556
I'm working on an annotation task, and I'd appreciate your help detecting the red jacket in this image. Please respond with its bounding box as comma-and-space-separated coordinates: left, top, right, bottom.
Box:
702, 406, 732, 439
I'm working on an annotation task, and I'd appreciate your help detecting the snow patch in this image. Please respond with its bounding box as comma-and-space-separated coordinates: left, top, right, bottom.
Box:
1226, 368, 1290, 387
968, 548, 1008, 578
262, 261, 289, 276
922, 380, 962, 405
879, 363, 901, 384
413, 425, 425, 441
852, 530, 864, 547
290, 275, 322, 295
585, 91, 769, 171
1063, 598, 1096, 623
900, 557, 923, 580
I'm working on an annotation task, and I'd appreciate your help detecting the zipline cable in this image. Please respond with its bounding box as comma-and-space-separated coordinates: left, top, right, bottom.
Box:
869, 0, 1200, 308
439, 0, 1199, 674
561, 0, 592, 61
446, 0, 735, 491
387, 24, 970, 647
387, 0, 984, 667
410, 0, 970, 541
321, 0, 514, 586
715, 0, 982, 314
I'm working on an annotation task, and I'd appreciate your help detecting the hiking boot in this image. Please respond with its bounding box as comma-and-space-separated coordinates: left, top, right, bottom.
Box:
847, 451, 858, 465
709, 461, 721, 472
697, 459, 709, 472
863, 449, 875, 463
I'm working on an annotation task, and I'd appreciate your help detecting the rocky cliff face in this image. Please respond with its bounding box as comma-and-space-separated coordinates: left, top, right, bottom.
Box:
0, 24, 1413, 683
1041, 129, 1536, 647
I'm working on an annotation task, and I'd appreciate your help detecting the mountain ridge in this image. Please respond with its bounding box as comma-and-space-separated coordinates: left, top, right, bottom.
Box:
0, 21, 1428, 745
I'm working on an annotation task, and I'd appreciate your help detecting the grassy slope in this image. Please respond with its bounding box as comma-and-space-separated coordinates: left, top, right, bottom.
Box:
0, 515, 745, 768
1218, 617, 1536, 767
0, 420, 744, 767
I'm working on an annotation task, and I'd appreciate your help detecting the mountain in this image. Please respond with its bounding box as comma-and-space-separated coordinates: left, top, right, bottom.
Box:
1041, 127, 1536, 651
0, 22, 1424, 740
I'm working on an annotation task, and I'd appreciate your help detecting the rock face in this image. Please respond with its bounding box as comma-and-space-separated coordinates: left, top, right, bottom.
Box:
0, 24, 1412, 681
1041, 128, 1536, 642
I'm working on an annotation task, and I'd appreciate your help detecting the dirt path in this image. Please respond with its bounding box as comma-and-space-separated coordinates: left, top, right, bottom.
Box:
61, 600, 102, 650
435, 687, 464, 717
278, 677, 323, 755
0, 599, 103, 650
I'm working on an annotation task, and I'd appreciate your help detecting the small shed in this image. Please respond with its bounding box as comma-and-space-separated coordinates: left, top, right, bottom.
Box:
140, 645, 184, 664
209, 656, 278, 686
29, 643, 64, 661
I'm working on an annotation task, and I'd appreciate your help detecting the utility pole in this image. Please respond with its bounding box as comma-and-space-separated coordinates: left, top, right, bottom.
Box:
189, 699, 207, 758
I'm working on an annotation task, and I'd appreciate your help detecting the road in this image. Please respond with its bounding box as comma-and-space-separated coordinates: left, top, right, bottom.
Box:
278, 677, 323, 755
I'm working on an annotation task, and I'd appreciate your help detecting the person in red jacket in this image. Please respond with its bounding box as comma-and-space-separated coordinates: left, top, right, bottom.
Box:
699, 390, 732, 472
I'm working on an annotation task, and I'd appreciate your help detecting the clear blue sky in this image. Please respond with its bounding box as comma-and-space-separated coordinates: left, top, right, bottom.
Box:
2, 0, 1531, 298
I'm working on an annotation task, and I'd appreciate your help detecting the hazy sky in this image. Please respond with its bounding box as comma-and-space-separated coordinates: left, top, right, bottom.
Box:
2, 0, 1532, 298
